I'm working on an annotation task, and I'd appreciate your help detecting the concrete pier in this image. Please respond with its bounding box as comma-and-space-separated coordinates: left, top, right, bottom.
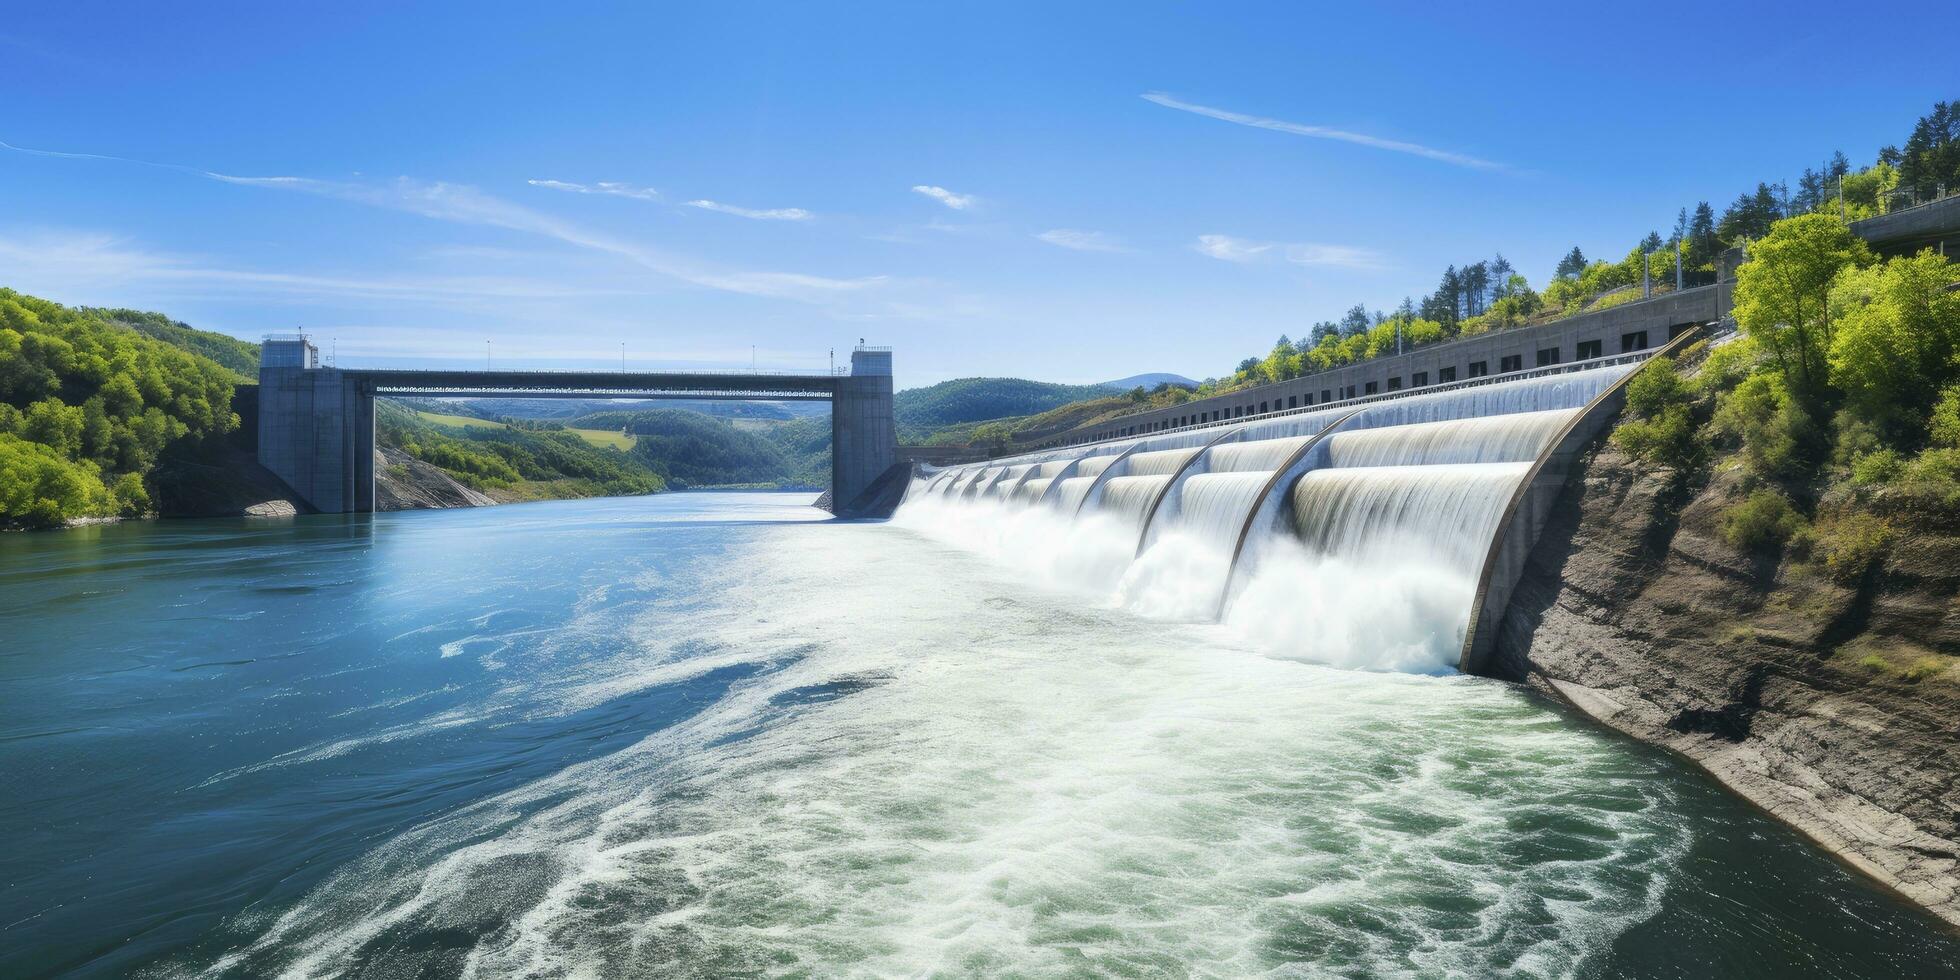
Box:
255, 338, 896, 517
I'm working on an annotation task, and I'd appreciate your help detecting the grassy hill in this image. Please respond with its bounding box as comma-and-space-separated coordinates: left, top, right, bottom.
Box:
893, 377, 1110, 441
611, 409, 821, 489
407, 407, 634, 450
376, 400, 661, 501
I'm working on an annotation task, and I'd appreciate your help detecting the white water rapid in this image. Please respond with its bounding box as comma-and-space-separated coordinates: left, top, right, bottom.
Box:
896, 365, 1630, 672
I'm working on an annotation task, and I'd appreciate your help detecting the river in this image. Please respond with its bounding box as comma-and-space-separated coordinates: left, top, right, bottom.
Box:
1, 493, 1955, 978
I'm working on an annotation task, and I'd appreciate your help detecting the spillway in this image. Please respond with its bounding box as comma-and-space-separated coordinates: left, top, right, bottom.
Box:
895, 362, 1637, 672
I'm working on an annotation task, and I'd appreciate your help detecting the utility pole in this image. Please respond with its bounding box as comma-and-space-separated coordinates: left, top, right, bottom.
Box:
1674, 240, 1684, 292
1642, 251, 1652, 299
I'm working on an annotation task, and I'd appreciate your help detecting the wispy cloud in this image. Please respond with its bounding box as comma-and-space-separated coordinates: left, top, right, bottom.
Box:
0, 229, 662, 305
0, 137, 309, 184
526, 178, 661, 201
1036, 229, 1128, 253
912, 184, 975, 210
1194, 234, 1381, 270
2, 138, 883, 302
1141, 93, 1507, 171
687, 199, 812, 221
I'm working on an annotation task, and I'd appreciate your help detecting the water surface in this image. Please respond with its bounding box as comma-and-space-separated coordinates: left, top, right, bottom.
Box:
0, 493, 1953, 978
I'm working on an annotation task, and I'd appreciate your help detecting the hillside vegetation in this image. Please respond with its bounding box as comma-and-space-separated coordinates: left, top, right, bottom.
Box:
614, 409, 821, 489
1608, 214, 1960, 678
376, 400, 661, 501
1, 289, 241, 528
83, 308, 261, 383
893, 377, 1111, 441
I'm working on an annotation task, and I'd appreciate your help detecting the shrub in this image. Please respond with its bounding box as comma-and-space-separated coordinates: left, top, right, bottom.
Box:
1931, 386, 1960, 449
1902, 657, 1948, 683
1720, 490, 1807, 552
1709, 373, 1823, 483
1857, 654, 1890, 674
1614, 405, 1699, 469
1848, 449, 1903, 486
1613, 357, 1702, 469
1812, 511, 1892, 583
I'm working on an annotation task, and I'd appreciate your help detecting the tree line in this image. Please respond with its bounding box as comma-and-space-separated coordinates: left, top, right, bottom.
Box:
1206, 98, 1959, 396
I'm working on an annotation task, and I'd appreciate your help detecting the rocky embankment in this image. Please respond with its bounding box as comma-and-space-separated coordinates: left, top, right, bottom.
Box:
374, 447, 497, 511
1495, 444, 1960, 925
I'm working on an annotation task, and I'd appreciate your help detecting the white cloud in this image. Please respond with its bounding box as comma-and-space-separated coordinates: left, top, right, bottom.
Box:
1141, 93, 1507, 171
1281, 242, 1382, 269
526, 178, 661, 201
912, 184, 975, 210
1194, 234, 1381, 270
1035, 229, 1128, 253
1194, 234, 1273, 262
687, 199, 813, 221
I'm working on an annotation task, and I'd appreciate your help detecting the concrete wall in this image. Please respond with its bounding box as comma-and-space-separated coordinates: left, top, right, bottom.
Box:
1035, 283, 1730, 448
1850, 194, 1960, 257
256, 367, 374, 514
831, 349, 897, 516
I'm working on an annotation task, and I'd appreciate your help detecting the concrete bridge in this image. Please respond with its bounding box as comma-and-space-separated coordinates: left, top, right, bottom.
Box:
256, 339, 896, 516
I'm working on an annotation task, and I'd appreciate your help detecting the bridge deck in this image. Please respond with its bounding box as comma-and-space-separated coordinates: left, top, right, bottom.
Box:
352, 369, 841, 397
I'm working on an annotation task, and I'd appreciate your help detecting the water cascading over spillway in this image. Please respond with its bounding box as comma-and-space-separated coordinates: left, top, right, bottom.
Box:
896, 365, 1632, 670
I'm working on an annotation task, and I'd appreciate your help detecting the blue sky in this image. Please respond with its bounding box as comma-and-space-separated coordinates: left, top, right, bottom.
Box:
3, 2, 1954, 388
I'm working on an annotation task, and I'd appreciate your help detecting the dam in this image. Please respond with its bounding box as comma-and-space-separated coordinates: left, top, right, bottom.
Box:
896, 335, 1688, 675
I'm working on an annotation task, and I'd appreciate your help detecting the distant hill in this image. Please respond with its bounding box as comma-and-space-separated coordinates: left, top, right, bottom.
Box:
621, 409, 820, 488
893, 377, 1111, 441
1099, 373, 1197, 391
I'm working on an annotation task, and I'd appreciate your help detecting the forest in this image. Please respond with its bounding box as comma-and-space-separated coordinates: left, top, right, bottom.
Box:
0, 290, 241, 528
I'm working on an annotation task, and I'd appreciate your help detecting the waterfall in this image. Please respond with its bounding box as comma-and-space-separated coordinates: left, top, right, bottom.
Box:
1053, 476, 1099, 514
1205, 436, 1310, 473
1121, 447, 1202, 477
1152, 472, 1271, 548
891, 361, 1635, 673
1288, 463, 1530, 571
1320, 410, 1575, 468
1095, 475, 1171, 531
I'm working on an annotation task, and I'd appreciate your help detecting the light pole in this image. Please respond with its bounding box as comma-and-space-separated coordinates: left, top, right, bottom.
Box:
621, 342, 626, 373
486, 340, 491, 370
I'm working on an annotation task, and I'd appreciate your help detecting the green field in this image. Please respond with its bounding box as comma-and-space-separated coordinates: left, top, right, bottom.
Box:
413, 410, 634, 450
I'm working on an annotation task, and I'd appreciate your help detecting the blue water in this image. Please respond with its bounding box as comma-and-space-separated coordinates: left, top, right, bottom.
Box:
1, 493, 1955, 978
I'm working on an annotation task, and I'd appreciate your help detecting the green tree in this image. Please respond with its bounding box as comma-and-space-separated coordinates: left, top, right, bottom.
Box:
1554, 246, 1587, 279
1897, 100, 1958, 203
1827, 250, 1960, 441
1731, 213, 1875, 405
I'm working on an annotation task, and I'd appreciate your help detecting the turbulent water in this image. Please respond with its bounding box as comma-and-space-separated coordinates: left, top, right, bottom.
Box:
3, 494, 1958, 979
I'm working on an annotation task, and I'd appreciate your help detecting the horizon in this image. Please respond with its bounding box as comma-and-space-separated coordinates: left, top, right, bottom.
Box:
3, 1, 1955, 388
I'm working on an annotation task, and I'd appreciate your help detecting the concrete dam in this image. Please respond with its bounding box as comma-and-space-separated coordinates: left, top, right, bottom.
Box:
896, 332, 1694, 676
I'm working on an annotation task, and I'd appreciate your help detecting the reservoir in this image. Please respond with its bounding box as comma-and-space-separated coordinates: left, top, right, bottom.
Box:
2, 493, 1956, 977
